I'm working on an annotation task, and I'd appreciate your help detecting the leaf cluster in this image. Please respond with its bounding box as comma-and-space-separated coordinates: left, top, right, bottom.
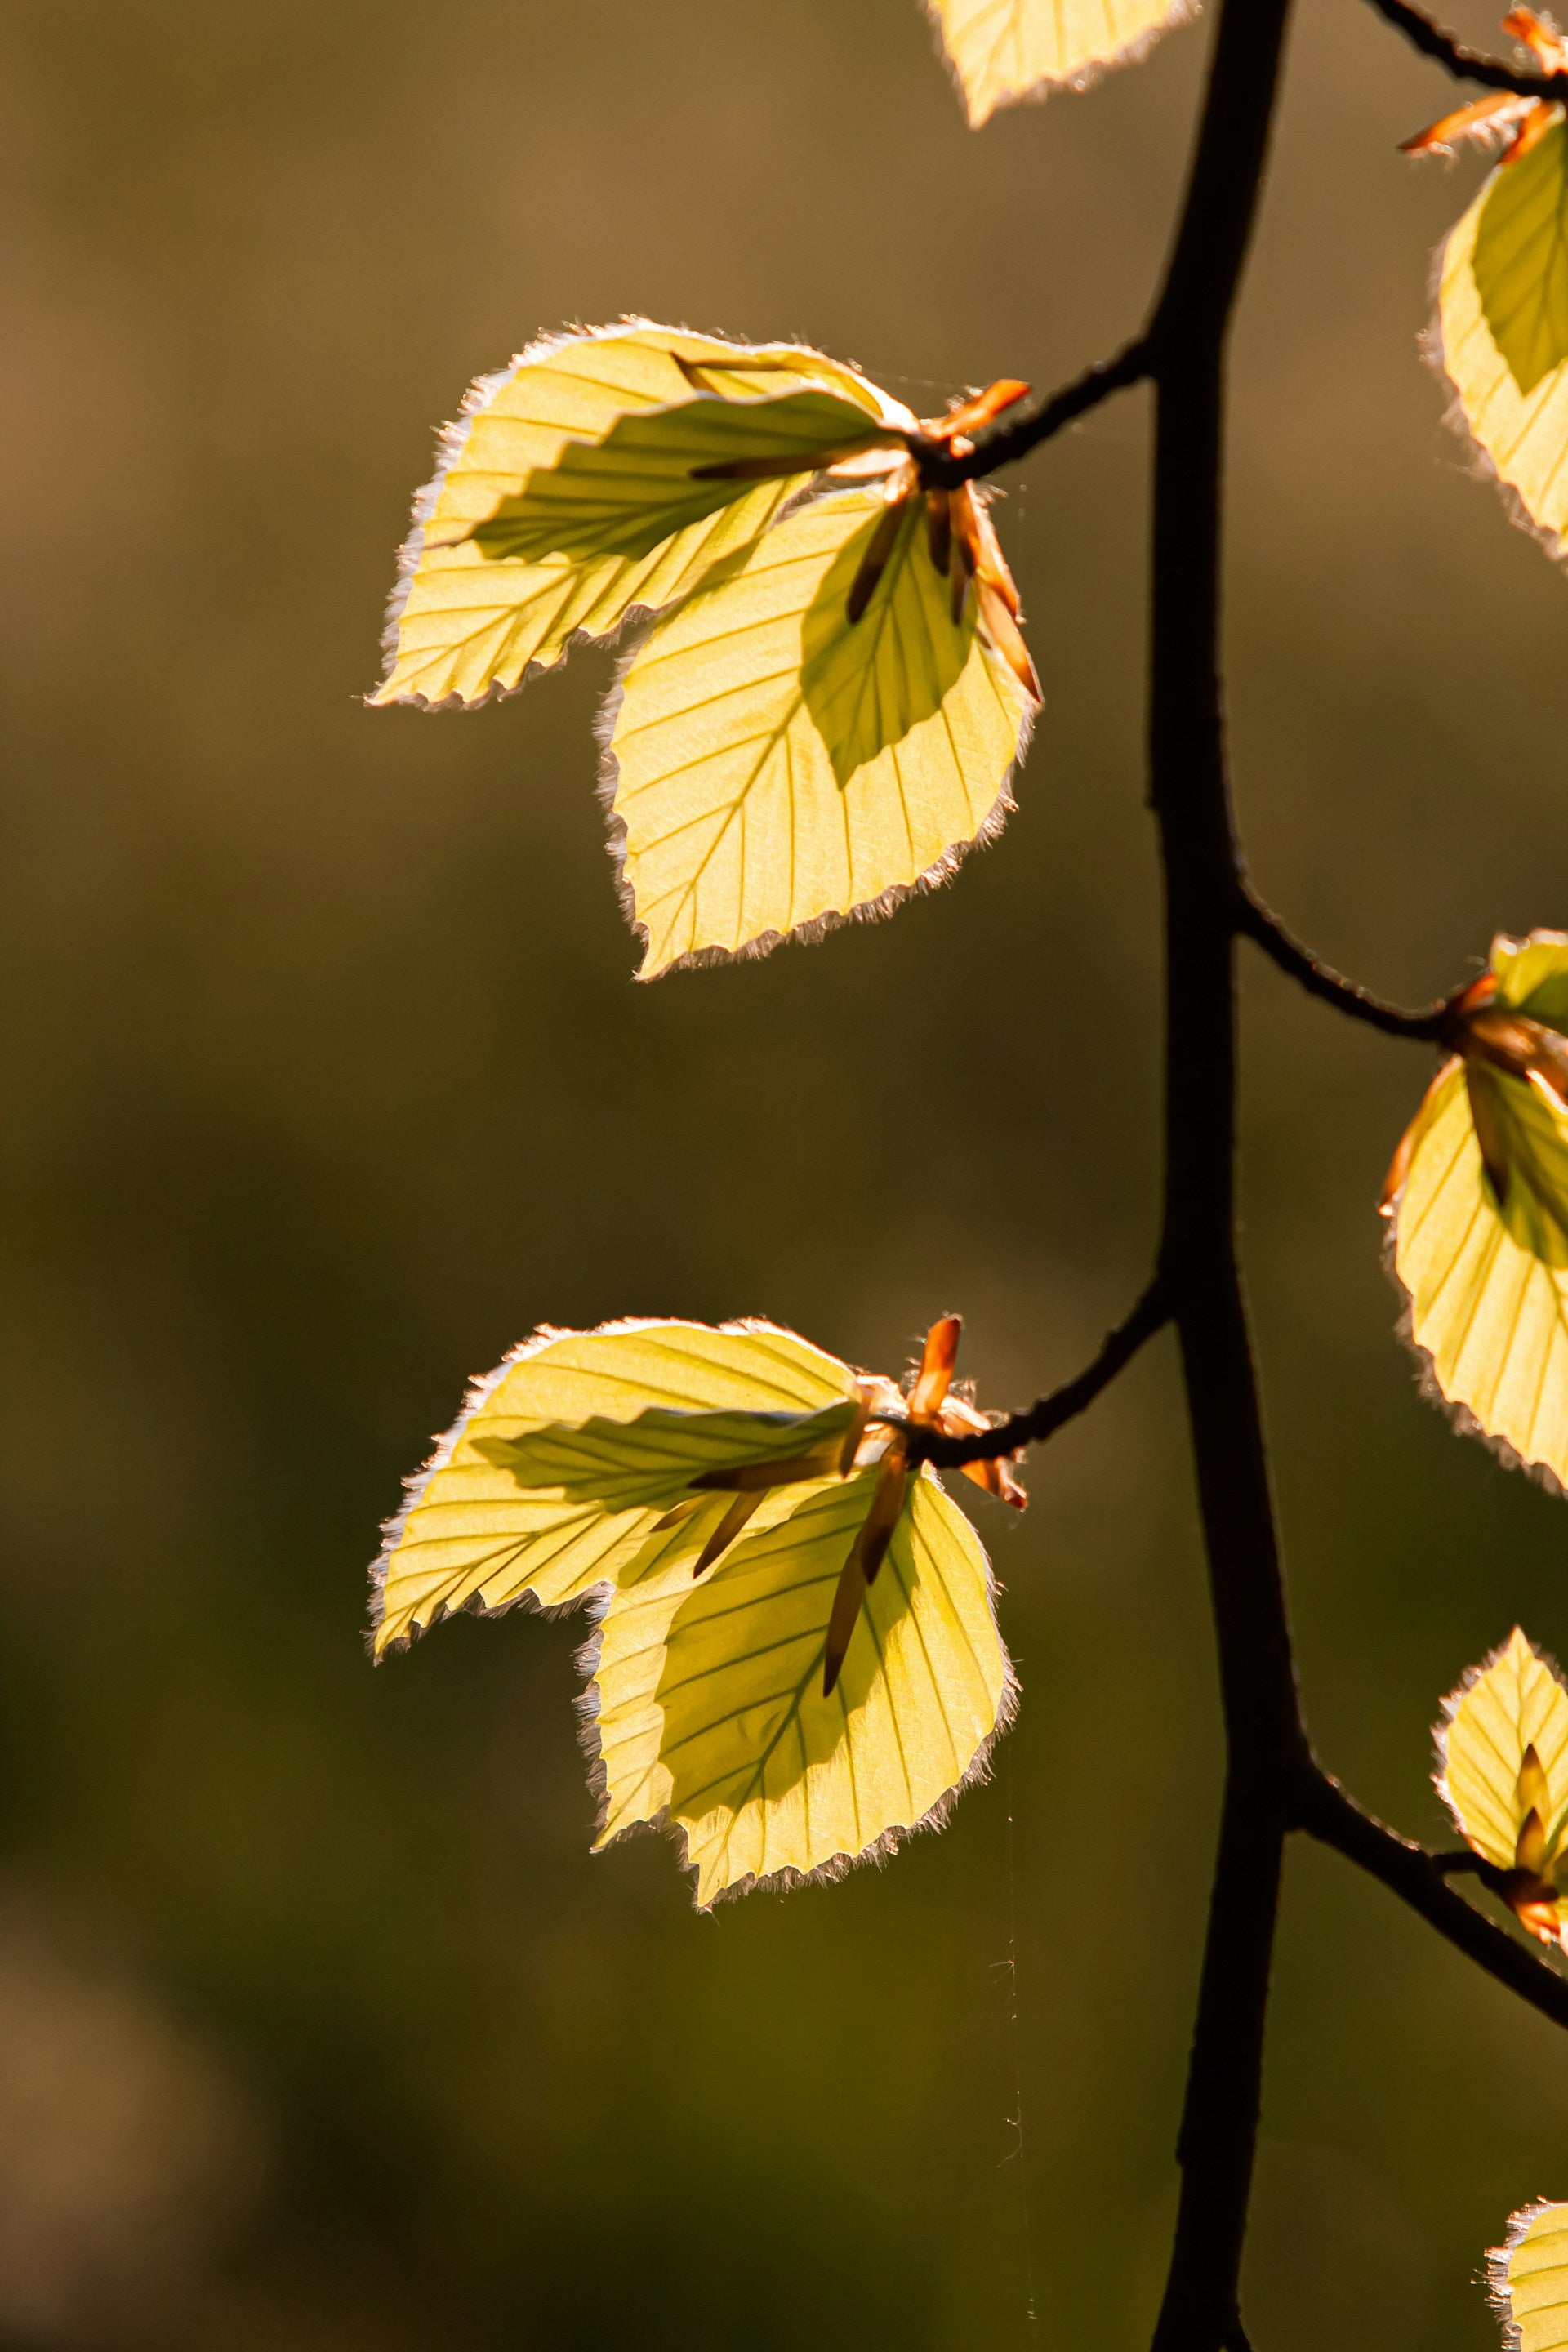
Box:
360, 0, 1568, 2338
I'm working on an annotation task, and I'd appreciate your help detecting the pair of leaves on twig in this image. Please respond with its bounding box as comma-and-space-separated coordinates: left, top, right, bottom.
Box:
1383, 930, 1568, 1493
1440, 1626, 1568, 1944
372, 1314, 1022, 1906
1410, 11, 1568, 557
374, 323, 1038, 978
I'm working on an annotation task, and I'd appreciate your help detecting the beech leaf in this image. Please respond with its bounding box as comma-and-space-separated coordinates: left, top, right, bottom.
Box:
1436, 118, 1568, 552
587, 1467, 1014, 1906
926, 0, 1196, 127
1383, 932, 1568, 1491
603, 484, 1036, 978
372, 323, 898, 708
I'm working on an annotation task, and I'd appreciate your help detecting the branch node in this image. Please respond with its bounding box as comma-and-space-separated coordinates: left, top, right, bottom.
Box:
904, 1280, 1169, 1470
920, 338, 1154, 490
1298, 1769, 1568, 2027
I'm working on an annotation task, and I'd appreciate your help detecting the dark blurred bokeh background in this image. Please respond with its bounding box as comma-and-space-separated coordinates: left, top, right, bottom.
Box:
3, 0, 1567, 2342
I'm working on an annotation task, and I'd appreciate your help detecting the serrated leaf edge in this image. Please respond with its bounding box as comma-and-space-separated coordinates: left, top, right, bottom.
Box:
1487, 2197, 1567, 2351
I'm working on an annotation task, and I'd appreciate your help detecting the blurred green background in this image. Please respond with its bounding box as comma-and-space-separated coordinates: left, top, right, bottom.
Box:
2, 0, 1566, 2342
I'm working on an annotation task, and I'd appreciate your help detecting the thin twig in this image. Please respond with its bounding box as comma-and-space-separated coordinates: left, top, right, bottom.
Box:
1236, 884, 1450, 1042
920, 337, 1154, 490
1297, 1770, 1568, 2032
1362, 0, 1568, 99
905, 1281, 1169, 1468
1430, 1846, 1510, 1890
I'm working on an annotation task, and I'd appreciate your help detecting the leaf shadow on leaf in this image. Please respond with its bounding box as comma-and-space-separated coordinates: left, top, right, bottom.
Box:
649, 1481, 914, 1843
466, 390, 888, 569
1473, 119, 1568, 397
800, 501, 971, 788
1471, 1067, 1568, 1264
476, 1401, 857, 1509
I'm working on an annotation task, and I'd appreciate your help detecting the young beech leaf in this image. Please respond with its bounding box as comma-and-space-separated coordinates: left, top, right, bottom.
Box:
1489, 2199, 1568, 2351
1383, 930, 1568, 1491
603, 484, 1036, 978
586, 1468, 1013, 1907
372, 323, 903, 708
926, 0, 1196, 127
1416, 18, 1568, 556
1437, 1627, 1568, 1944
372, 1313, 1026, 1903
372, 1318, 860, 1652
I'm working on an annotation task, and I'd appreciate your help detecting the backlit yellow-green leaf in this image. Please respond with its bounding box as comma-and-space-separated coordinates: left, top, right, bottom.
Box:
926, 0, 1194, 127
604, 485, 1036, 978
1384, 931, 1568, 1490
372, 1317, 858, 1652
1489, 2199, 1568, 2350
1437, 120, 1568, 550
587, 1467, 1013, 1906
373, 323, 898, 708
467, 389, 902, 568
1437, 1625, 1568, 1873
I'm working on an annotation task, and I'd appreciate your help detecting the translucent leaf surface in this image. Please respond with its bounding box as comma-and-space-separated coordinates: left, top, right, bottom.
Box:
1437, 1626, 1568, 1873
1473, 116, 1568, 397
588, 1468, 1013, 1905
373, 1318, 857, 1652
604, 485, 1035, 977
1490, 2200, 1568, 2350
926, 0, 1194, 126
470, 389, 900, 568
1385, 1056, 1568, 1489
373, 323, 892, 707
1437, 122, 1568, 550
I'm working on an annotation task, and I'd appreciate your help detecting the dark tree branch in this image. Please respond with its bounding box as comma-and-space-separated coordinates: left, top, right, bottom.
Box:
1362, 0, 1568, 100
905, 1281, 1168, 1468
1297, 1769, 1568, 2032
919, 337, 1154, 488
1138, 0, 1311, 2340
1236, 884, 1450, 1041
